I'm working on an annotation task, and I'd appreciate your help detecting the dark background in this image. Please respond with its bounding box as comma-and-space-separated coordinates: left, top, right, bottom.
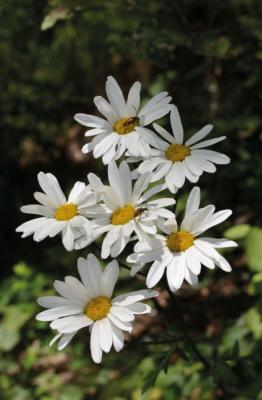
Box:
0, 1, 262, 399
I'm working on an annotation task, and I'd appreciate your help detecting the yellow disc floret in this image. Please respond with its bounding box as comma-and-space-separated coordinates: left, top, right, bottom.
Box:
85, 296, 112, 321
55, 203, 78, 221
165, 143, 190, 162
111, 204, 136, 225
166, 230, 194, 252
113, 117, 139, 135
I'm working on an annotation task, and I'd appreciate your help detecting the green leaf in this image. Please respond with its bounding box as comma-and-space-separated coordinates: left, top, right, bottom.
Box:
142, 346, 175, 393
248, 272, 262, 295
245, 307, 262, 339
213, 360, 238, 386
246, 228, 262, 271
231, 340, 240, 360
0, 303, 35, 351
224, 224, 250, 240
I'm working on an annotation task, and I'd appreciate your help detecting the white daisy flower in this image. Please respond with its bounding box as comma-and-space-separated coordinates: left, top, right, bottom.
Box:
74, 76, 172, 164
131, 106, 230, 193
87, 160, 176, 259
127, 187, 237, 292
16, 172, 98, 251
36, 254, 157, 363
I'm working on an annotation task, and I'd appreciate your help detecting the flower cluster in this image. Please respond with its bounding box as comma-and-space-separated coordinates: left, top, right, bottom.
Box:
16, 76, 236, 363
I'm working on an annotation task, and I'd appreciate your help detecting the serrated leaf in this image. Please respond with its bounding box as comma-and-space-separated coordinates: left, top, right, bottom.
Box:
142, 346, 175, 393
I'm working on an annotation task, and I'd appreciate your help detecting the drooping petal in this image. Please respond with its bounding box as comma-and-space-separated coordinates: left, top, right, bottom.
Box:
90, 323, 103, 363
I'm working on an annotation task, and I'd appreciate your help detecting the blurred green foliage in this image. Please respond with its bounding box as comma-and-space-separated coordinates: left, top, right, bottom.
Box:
1, 0, 262, 399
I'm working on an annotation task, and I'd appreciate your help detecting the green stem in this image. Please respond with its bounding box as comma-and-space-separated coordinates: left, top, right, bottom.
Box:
171, 293, 231, 400
128, 337, 186, 346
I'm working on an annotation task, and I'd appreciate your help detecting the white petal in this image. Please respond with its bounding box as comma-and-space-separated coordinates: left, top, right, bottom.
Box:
101, 227, 121, 259
106, 76, 127, 117
16, 217, 49, 237
202, 209, 232, 231
107, 313, 132, 332
74, 113, 108, 128
101, 260, 119, 297
94, 96, 118, 123
37, 296, 74, 308
85, 253, 102, 296
57, 331, 77, 350
64, 276, 89, 304
93, 134, 117, 158
139, 183, 170, 203
36, 305, 82, 321
34, 191, 57, 210
127, 302, 151, 314
62, 224, 75, 251
191, 149, 230, 165
139, 91, 169, 114
37, 172, 66, 206
119, 161, 132, 203
90, 323, 103, 363
200, 237, 237, 248
146, 259, 168, 288
110, 322, 124, 352
110, 305, 135, 322
185, 186, 200, 217
127, 81, 141, 114
185, 124, 213, 146
97, 318, 113, 353
132, 172, 151, 203
166, 253, 186, 291
170, 105, 184, 144
171, 162, 186, 188
190, 136, 226, 150
68, 182, 86, 203
150, 161, 172, 183
153, 122, 174, 143
108, 161, 126, 205
184, 268, 198, 286
113, 289, 157, 306
185, 247, 201, 275
50, 315, 92, 334
20, 204, 53, 217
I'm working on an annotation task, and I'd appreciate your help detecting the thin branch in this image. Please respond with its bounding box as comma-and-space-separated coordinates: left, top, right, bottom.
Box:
170, 292, 231, 400
127, 337, 186, 346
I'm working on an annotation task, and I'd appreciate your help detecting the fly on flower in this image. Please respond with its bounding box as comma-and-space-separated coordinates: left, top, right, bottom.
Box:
86, 161, 176, 259
127, 187, 237, 292
74, 76, 172, 164
36, 254, 157, 363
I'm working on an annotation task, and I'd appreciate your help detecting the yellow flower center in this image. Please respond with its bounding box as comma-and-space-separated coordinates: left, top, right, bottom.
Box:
113, 117, 139, 135
85, 296, 112, 321
111, 204, 136, 225
166, 231, 194, 252
55, 203, 78, 221
165, 143, 191, 162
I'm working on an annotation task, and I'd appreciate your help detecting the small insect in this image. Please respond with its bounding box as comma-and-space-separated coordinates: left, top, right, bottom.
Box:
123, 116, 139, 127
134, 205, 149, 220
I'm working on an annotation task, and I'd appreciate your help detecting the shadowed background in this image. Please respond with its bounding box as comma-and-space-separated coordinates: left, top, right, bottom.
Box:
1, 1, 262, 399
